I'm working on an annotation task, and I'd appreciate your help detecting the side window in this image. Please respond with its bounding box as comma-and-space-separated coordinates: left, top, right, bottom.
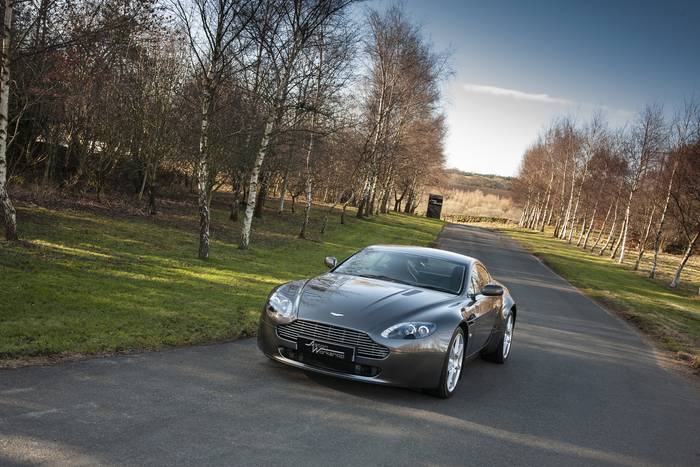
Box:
476, 264, 490, 288
469, 267, 482, 295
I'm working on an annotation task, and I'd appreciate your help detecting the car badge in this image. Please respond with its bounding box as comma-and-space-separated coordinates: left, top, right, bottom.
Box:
330, 312, 344, 317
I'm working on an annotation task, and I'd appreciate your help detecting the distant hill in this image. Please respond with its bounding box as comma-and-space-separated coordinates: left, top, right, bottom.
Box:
445, 169, 511, 199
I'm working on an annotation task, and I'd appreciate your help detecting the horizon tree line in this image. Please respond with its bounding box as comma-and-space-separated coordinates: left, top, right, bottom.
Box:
512, 98, 700, 289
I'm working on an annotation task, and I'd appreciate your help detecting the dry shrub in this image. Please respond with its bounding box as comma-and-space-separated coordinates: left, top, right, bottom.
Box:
431, 188, 521, 221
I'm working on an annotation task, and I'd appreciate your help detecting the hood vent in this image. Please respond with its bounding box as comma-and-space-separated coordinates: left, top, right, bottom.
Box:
401, 289, 423, 296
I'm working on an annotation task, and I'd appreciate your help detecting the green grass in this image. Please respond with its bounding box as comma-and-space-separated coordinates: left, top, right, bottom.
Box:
0, 195, 445, 362
494, 225, 700, 370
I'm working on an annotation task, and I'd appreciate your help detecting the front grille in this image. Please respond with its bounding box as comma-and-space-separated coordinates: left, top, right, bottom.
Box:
279, 347, 381, 377
277, 320, 389, 359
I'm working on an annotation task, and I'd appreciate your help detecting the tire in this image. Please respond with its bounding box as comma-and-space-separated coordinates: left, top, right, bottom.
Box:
430, 327, 465, 399
482, 312, 514, 364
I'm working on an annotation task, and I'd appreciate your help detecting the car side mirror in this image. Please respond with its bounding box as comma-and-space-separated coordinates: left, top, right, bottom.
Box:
324, 257, 337, 269
481, 284, 504, 296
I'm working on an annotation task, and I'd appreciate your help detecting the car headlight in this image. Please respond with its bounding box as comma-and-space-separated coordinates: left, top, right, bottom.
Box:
267, 291, 295, 320
381, 322, 436, 339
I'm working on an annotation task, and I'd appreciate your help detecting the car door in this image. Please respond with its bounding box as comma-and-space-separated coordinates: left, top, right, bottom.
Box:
464, 264, 498, 354
474, 263, 499, 347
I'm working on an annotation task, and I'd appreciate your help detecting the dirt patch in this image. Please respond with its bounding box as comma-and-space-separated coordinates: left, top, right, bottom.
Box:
11, 185, 199, 219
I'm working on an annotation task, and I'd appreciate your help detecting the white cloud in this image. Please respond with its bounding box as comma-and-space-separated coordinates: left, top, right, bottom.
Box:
462, 83, 576, 106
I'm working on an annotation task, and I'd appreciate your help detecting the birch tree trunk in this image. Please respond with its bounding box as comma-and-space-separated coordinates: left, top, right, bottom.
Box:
633, 205, 656, 271
321, 187, 350, 234
299, 90, 320, 239
539, 170, 555, 231
598, 199, 620, 255
620, 102, 667, 263
576, 205, 588, 246
240, 47, 297, 250
650, 160, 677, 278
611, 217, 626, 260
560, 181, 575, 240
0, 0, 17, 241
590, 201, 613, 252
197, 73, 213, 258
553, 157, 569, 237
581, 202, 599, 249
669, 231, 700, 288
617, 189, 635, 263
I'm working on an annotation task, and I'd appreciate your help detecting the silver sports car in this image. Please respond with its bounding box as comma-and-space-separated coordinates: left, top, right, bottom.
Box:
257, 245, 516, 398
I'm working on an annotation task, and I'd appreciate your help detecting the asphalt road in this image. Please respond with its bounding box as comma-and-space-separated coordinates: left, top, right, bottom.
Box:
2, 224, 700, 466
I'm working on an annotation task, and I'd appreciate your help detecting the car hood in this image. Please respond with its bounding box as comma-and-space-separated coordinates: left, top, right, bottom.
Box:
295, 273, 454, 332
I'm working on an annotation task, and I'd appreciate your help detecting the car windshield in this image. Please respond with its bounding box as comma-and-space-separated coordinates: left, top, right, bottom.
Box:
334, 249, 465, 294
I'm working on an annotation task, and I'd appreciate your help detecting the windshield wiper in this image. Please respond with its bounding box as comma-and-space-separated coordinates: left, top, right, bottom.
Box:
417, 284, 457, 294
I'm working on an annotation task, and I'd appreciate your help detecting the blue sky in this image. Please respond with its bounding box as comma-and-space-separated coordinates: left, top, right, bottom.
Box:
396, 0, 700, 177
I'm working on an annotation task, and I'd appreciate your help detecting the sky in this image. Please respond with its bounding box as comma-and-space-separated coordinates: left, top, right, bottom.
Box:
391, 0, 700, 177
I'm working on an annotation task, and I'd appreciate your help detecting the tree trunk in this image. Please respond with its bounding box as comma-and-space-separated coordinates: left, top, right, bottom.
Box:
254, 172, 268, 219
581, 204, 598, 249
560, 179, 576, 240
617, 193, 633, 263
610, 218, 626, 260
539, 169, 555, 231
138, 166, 148, 201
148, 183, 157, 215
240, 43, 298, 250
393, 188, 405, 212
518, 189, 531, 227
197, 73, 213, 259
356, 174, 370, 218
230, 198, 240, 222
589, 203, 610, 252
576, 205, 588, 246
40, 141, 56, 199
598, 199, 619, 255
567, 197, 579, 243
277, 134, 296, 214
633, 206, 656, 271
669, 231, 700, 288
321, 188, 350, 234
378, 172, 393, 214
299, 125, 317, 239
650, 160, 677, 278
553, 157, 569, 238
299, 175, 312, 239
277, 166, 290, 214
0, 0, 18, 241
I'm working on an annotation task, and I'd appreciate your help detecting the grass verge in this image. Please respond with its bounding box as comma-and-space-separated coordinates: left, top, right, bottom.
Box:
493, 225, 700, 374
0, 192, 445, 367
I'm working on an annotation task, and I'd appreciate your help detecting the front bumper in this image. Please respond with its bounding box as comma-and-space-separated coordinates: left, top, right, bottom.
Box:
257, 315, 449, 389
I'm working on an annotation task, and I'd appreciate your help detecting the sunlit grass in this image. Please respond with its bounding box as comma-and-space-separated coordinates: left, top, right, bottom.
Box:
0, 197, 445, 361
494, 225, 700, 369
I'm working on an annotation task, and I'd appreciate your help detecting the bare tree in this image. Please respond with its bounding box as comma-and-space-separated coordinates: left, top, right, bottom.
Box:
239, 0, 358, 250
355, 2, 451, 219
172, 0, 260, 258
297, 23, 355, 238
617, 102, 667, 263
668, 141, 700, 288
650, 95, 699, 278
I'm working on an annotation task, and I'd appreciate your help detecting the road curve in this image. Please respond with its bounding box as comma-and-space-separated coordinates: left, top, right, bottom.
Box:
1, 224, 699, 466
